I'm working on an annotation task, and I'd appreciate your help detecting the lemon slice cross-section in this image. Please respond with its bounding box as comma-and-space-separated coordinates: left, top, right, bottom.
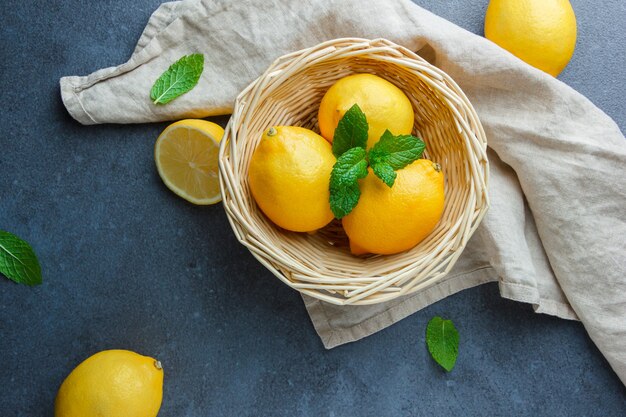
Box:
154, 119, 224, 205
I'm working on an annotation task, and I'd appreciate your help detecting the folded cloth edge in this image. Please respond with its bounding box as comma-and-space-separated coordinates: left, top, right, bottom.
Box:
60, 77, 97, 125
305, 266, 578, 349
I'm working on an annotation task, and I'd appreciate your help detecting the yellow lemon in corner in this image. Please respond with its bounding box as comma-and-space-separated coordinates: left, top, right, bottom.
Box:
318, 73, 414, 149
55, 350, 163, 417
485, 0, 577, 77
155, 119, 224, 205
342, 159, 445, 255
248, 126, 335, 232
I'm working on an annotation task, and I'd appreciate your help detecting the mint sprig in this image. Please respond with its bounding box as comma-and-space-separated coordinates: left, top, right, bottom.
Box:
329, 147, 368, 218
0, 230, 42, 286
328, 104, 427, 218
426, 316, 459, 372
332, 104, 368, 157
150, 54, 204, 105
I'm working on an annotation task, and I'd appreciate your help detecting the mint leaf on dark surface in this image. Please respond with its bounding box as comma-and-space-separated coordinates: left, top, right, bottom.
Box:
368, 130, 425, 170
332, 104, 368, 157
329, 147, 368, 218
426, 316, 459, 372
0, 230, 42, 286
150, 54, 204, 105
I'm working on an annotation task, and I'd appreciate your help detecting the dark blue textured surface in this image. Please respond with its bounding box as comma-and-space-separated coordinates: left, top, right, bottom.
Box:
1, 1, 625, 415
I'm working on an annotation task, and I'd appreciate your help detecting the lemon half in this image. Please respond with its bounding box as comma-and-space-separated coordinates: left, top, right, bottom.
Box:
154, 119, 224, 205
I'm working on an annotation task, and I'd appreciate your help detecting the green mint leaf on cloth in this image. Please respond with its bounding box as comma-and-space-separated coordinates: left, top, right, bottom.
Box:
150, 54, 204, 105
329, 147, 368, 218
426, 316, 459, 372
332, 104, 368, 157
0, 230, 42, 286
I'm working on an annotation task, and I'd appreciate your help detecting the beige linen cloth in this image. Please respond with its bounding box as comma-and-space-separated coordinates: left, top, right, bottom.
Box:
59, 0, 626, 383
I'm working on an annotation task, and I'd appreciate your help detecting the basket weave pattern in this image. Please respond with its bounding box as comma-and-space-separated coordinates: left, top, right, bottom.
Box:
219, 38, 489, 305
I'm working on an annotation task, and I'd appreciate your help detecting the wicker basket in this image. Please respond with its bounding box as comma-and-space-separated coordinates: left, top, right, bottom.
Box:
219, 38, 489, 306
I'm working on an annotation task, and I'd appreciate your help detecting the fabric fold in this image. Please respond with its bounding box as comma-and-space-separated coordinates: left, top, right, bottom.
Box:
59, 0, 626, 385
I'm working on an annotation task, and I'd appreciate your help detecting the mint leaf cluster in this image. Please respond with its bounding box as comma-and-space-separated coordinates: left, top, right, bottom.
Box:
329, 104, 425, 218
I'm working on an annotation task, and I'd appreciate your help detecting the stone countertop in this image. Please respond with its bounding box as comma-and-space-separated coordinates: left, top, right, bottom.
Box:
1, 0, 625, 415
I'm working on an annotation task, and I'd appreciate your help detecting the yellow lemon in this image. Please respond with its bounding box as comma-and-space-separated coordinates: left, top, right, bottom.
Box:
248, 126, 335, 232
485, 0, 577, 76
318, 73, 414, 149
154, 119, 224, 205
55, 350, 163, 417
342, 159, 445, 255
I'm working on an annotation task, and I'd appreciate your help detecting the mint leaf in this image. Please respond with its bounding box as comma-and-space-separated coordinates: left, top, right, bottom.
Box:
330, 182, 362, 220
371, 163, 396, 187
426, 316, 459, 372
329, 147, 368, 218
0, 231, 42, 286
369, 130, 426, 170
331, 147, 368, 185
332, 104, 368, 157
150, 54, 204, 105
368, 130, 425, 187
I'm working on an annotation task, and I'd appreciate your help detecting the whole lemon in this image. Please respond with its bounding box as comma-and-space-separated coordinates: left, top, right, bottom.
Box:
342, 159, 444, 255
55, 350, 163, 417
485, 0, 577, 77
318, 73, 414, 149
248, 126, 336, 232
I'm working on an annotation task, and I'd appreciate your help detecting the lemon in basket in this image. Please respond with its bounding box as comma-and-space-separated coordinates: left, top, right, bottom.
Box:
55, 350, 163, 417
248, 126, 335, 232
154, 119, 224, 205
342, 159, 445, 255
485, 0, 577, 76
318, 73, 414, 149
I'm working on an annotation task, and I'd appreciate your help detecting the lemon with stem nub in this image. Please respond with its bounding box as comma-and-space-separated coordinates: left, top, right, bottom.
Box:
55, 350, 164, 417
248, 126, 335, 232
342, 159, 445, 255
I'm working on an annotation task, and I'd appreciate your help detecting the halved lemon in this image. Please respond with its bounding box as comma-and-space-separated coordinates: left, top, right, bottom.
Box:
154, 119, 224, 205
